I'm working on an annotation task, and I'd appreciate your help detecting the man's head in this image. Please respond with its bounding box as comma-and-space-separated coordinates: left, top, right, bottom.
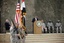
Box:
41, 20, 44, 23
6, 19, 9, 22
48, 20, 52, 23
57, 20, 60, 23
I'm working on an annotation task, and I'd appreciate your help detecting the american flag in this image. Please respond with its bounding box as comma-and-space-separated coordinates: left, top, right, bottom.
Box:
15, 0, 22, 24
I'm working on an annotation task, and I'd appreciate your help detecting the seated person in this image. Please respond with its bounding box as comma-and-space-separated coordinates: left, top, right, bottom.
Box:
47, 20, 54, 33
55, 20, 62, 33
41, 20, 47, 33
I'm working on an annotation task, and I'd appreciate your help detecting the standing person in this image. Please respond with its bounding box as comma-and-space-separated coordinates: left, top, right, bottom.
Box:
55, 20, 62, 33
47, 20, 54, 33
19, 26, 27, 43
10, 22, 20, 43
22, 15, 26, 26
32, 16, 39, 33
41, 20, 47, 33
32, 16, 39, 23
5, 19, 10, 32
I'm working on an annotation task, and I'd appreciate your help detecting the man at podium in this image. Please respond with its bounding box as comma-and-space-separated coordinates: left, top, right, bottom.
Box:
32, 16, 39, 23
32, 16, 39, 33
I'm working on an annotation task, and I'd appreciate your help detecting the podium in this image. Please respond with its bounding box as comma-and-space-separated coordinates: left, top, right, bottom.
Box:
34, 21, 42, 34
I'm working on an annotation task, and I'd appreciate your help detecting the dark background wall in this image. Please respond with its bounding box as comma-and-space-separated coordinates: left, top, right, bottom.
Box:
0, 0, 3, 33
0, 0, 64, 33
34, 0, 64, 32
1, 0, 17, 33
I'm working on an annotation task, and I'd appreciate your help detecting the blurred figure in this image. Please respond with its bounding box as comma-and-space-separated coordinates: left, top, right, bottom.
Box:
32, 16, 39, 23
19, 26, 27, 43
10, 22, 20, 43
32, 16, 39, 33
22, 15, 26, 26
41, 20, 47, 33
55, 20, 62, 33
5, 19, 10, 32
47, 20, 54, 33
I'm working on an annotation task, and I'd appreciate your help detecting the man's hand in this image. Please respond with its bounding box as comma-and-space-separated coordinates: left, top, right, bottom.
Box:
17, 34, 20, 36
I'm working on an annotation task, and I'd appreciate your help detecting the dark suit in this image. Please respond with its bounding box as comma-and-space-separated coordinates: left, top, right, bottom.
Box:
5, 22, 10, 30
32, 18, 39, 23
32, 18, 39, 33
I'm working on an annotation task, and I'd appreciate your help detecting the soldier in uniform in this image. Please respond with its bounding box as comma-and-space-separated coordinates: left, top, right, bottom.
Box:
10, 22, 20, 43
19, 25, 27, 43
55, 20, 62, 33
47, 20, 54, 33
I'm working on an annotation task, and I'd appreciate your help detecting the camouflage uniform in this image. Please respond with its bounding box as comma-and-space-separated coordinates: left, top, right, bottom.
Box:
19, 28, 26, 43
55, 20, 62, 33
10, 26, 20, 43
47, 20, 54, 33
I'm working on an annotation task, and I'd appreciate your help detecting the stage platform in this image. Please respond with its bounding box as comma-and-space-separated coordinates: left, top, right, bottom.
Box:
0, 33, 64, 43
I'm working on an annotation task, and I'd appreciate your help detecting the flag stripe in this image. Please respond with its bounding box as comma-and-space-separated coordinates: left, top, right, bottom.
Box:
15, 14, 18, 23
22, 0, 24, 2
15, 0, 22, 24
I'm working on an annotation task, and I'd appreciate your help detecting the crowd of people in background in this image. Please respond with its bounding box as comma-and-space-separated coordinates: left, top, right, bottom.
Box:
32, 16, 62, 33
42, 20, 62, 33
